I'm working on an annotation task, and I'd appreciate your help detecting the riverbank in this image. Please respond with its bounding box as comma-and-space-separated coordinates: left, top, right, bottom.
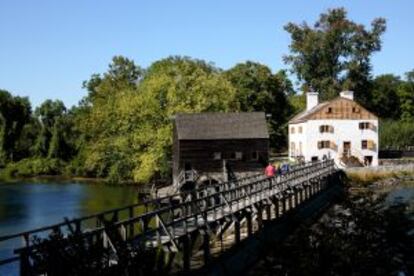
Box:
346, 163, 414, 186
247, 180, 414, 275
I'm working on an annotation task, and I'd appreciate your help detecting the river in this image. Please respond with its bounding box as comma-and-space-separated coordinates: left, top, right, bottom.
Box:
0, 180, 139, 275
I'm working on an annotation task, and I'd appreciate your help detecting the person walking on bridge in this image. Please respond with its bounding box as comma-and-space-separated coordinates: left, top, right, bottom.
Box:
265, 162, 275, 177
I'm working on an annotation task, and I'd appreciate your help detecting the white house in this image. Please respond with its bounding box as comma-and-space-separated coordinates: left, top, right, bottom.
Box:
288, 91, 379, 167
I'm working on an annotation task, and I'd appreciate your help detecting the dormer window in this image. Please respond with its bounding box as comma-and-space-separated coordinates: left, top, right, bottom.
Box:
326, 107, 333, 114
352, 107, 360, 113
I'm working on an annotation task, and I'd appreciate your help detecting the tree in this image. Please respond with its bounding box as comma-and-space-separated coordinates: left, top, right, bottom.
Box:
34, 100, 67, 157
78, 56, 238, 183
370, 74, 401, 119
82, 55, 143, 104
398, 70, 414, 121
284, 8, 386, 104
224, 61, 292, 149
0, 89, 32, 163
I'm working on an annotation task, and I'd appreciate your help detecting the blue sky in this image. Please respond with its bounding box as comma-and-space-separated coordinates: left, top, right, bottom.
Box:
0, 1, 413, 108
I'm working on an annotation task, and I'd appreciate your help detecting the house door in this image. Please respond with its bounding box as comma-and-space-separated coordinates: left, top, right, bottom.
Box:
364, 156, 373, 166
343, 142, 351, 157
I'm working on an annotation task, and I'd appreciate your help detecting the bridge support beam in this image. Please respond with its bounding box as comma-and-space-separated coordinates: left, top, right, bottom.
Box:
234, 219, 241, 244
182, 235, 191, 272
203, 232, 211, 265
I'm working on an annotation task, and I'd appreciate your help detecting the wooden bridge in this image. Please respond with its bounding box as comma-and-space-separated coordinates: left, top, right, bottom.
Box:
0, 160, 341, 275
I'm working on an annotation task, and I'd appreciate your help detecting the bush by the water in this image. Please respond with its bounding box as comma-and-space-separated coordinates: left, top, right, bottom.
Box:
1, 158, 66, 178
380, 120, 414, 149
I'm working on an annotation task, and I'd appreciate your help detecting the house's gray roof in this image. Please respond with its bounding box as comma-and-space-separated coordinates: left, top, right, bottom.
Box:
175, 112, 269, 140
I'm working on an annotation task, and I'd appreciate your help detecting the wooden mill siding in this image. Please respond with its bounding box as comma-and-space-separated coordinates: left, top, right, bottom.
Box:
178, 139, 268, 173
173, 112, 270, 185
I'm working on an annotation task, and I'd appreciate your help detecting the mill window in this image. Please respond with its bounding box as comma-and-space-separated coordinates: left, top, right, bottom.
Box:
213, 152, 222, 160
251, 151, 259, 160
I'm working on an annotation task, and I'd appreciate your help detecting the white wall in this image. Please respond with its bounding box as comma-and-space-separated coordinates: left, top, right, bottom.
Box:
289, 119, 379, 166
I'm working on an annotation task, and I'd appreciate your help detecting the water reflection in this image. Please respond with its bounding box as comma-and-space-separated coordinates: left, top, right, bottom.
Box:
0, 181, 139, 275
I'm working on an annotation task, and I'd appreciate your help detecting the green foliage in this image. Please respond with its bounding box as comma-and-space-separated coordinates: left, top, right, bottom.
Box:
77, 56, 238, 183
1, 158, 66, 178
398, 70, 414, 121
379, 120, 414, 149
371, 74, 401, 119
0, 89, 31, 163
288, 93, 306, 115
224, 61, 292, 149
284, 7, 386, 103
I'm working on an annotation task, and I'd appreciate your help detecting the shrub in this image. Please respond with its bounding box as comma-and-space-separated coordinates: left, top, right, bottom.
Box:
380, 120, 414, 149
1, 158, 66, 178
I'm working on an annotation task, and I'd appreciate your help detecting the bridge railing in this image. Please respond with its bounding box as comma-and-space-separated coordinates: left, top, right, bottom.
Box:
0, 159, 335, 271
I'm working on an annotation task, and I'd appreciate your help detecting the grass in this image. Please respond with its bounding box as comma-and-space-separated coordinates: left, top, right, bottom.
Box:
346, 169, 414, 186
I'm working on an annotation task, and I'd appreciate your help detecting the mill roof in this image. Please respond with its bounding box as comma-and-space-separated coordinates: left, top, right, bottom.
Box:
174, 112, 269, 140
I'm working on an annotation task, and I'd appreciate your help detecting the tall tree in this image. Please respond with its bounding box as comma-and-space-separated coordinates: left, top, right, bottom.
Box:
284, 8, 386, 104
0, 90, 31, 163
34, 100, 67, 157
398, 70, 414, 121
370, 74, 401, 119
79, 56, 238, 183
224, 61, 292, 149
82, 55, 143, 104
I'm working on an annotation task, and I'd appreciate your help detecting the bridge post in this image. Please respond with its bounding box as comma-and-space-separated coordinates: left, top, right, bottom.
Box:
272, 197, 280, 219
203, 231, 211, 265
255, 203, 263, 229
182, 234, 191, 272
234, 218, 241, 244
246, 211, 253, 236
294, 189, 300, 207
265, 203, 272, 220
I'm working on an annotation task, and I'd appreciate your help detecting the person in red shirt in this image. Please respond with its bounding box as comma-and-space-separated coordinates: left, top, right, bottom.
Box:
265, 162, 275, 177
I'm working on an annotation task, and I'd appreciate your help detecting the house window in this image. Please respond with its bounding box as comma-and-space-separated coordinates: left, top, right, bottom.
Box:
317, 140, 331, 149
290, 142, 296, 156
213, 152, 222, 160
352, 107, 360, 113
251, 151, 259, 160
298, 126, 303, 133
291, 127, 295, 134
361, 140, 368, 149
299, 142, 303, 155
326, 107, 333, 113
319, 125, 333, 133
359, 122, 371, 129
235, 152, 243, 160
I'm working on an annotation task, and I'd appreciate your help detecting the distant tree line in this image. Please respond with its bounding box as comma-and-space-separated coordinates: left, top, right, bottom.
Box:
0, 7, 413, 183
